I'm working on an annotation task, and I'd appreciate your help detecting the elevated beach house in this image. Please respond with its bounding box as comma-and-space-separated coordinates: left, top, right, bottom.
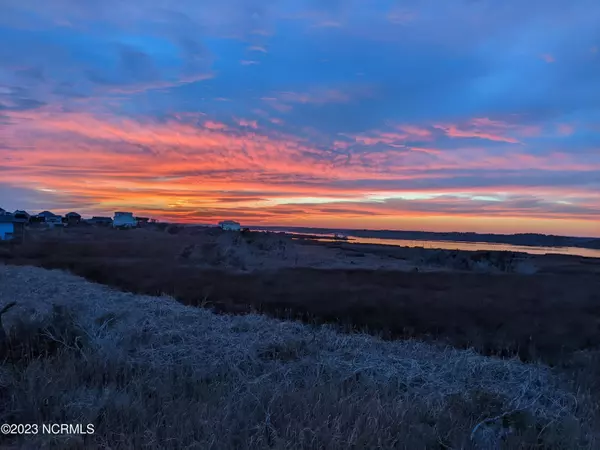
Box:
218, 220, 241, 231
113, 212, 137, 229
0, 215, 15, 240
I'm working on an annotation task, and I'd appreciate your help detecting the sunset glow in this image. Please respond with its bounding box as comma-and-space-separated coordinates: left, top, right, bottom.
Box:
1, 0, 599, 236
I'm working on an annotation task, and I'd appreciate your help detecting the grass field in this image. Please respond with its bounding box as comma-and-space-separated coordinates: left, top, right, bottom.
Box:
0, 265, 597, 449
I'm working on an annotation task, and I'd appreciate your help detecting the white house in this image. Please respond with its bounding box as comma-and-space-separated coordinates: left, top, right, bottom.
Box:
36, 211, 63, 227
0, 215, 15, 240
218, 220, 241, 231
113, 212, 137, 229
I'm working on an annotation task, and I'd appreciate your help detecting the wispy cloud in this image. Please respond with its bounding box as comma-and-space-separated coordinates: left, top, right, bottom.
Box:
237, 118, 258, 129
248, 46, 267, 53
557, 124, 574, 136
387, 9, 417, 24
434, 118, 541, 144
312, 20, 342, 28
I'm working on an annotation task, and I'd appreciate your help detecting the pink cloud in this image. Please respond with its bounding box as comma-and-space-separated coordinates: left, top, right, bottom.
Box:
332, 140, 351, 150
410, 147, 441, 155
557, 124, 574, 136
204, 121, 228, 130
261, 97, 294, 113
270, 118, 284, 125
348, 124, 432, 148
351, 132, 408, 146
238, 119, 258, 129
351, 119, 539, 149
541, 53, 555, 63
434, 117, 541, 143
396, 124, 432, 139
240, 60, 259, 66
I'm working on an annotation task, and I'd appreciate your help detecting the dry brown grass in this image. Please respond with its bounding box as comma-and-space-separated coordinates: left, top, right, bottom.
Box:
0, 265, 597, 449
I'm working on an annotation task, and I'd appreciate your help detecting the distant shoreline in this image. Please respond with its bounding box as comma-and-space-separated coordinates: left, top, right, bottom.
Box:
243, 225, 600, 251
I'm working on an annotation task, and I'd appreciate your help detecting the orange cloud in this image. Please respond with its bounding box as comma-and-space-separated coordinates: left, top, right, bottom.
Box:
2, 109, 598, 235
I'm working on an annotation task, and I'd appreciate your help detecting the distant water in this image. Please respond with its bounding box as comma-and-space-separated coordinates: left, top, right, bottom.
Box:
252, 229, 600, 259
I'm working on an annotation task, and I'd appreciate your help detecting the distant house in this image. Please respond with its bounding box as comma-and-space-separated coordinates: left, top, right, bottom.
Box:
0, 214, 25, 241
36, 211, 63, 228
13, 210, 30, 224
135, 217, 150, 227
0, 215, 15, 240
113, 212, 137, 229
218, 220, 241, 231
65, 212, 82, 225
36, 211, 60, 221
87, 216, 113, 226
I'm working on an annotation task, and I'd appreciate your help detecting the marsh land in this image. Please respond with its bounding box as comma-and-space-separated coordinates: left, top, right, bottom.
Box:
1, 226, 600, 448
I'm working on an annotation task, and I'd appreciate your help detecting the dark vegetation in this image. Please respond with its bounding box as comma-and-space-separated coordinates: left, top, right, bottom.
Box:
3, 227, 600, 368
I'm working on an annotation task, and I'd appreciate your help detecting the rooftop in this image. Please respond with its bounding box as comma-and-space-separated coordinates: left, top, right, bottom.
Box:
37, 211, 59, 218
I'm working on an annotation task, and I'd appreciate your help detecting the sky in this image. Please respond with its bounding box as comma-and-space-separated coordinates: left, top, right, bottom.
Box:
1, 0, 599, 236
